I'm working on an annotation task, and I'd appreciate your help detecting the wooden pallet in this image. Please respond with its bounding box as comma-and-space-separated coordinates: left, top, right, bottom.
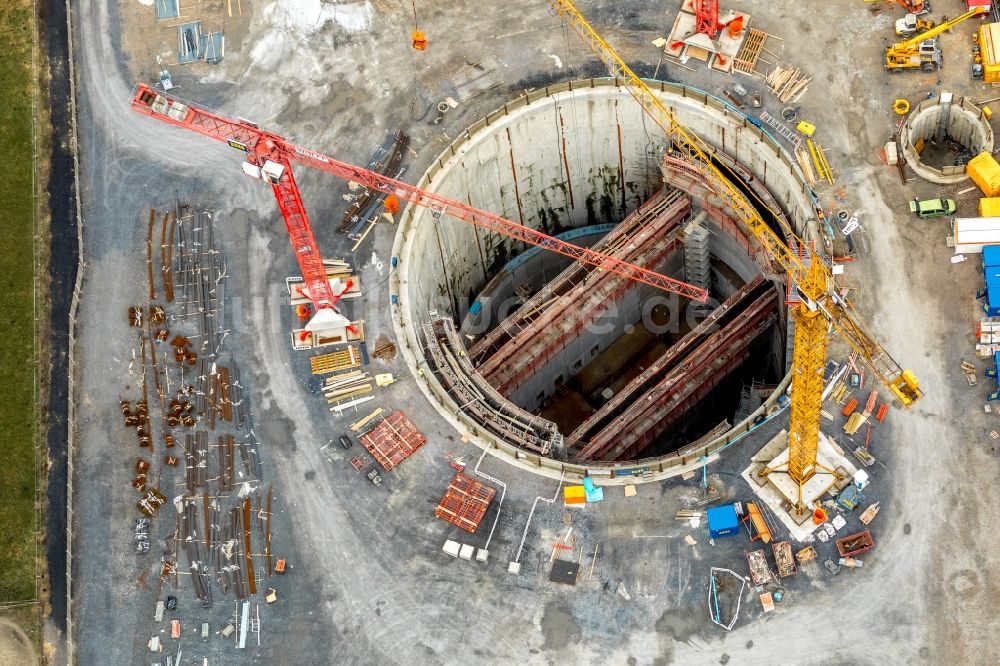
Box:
733, 29, 767, 75
310, 346, 361, 375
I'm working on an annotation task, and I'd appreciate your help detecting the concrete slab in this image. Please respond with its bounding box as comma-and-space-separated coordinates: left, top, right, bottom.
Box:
741, 430, 859, 542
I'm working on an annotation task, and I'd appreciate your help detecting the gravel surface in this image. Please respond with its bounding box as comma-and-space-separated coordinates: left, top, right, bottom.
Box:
63, 1, 1000, 664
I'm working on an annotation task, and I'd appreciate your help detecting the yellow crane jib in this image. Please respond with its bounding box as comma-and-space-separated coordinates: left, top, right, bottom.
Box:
885, 7, 987, 73
551, 0, 923, 513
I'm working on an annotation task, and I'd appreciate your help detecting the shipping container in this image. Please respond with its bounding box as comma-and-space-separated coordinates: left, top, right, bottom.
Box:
979, 22, 1000, 84
983, 244, 1000, 268
968, 152, 1000, 196
980, 198, 1000, 218
953, 217, 1000, 254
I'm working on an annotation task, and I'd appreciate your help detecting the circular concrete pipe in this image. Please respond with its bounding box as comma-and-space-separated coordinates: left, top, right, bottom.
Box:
390, 79, 818, 482
900, 91, 993, 184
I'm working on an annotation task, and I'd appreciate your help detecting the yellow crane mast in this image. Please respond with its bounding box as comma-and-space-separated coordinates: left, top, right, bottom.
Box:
549, 0, 922, 514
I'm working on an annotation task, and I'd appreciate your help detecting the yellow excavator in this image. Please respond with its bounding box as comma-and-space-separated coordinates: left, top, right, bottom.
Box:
885, 6, 986, 72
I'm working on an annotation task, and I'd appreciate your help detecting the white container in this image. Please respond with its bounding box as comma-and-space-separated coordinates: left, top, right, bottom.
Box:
442, 540, 461, 558
459, 544, 475, 561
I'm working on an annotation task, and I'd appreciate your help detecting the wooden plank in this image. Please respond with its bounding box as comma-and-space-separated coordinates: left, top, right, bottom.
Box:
746, 502, 772, 544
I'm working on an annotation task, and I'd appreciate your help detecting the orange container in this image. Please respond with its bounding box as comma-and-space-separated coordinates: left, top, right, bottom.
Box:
812, 507, 827, 525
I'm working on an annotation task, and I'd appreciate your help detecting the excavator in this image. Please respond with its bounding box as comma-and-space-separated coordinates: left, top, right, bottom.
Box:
885, 6, 986, 72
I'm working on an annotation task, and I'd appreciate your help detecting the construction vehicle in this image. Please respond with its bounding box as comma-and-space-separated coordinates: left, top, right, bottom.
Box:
885, 7, 986, 73
550, 0, 922, 515
894, 13, 934, 37
894, 0, 930, 15
866, 0, 931, 15
129, 86, 708, 319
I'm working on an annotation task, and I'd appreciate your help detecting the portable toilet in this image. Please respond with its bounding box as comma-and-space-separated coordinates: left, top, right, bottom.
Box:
985, 268, 1000, 316
706, 504, 740, 538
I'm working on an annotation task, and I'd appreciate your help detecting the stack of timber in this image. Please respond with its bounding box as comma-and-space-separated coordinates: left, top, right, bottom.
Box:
323, 371, 374, 405
766, 65, 810, 103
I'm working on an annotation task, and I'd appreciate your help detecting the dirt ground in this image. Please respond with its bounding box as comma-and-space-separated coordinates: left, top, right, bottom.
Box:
63, 0, 1000, 664
0, 618, 37, 666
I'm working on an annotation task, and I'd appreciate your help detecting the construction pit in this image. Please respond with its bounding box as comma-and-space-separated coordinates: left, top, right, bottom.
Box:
394, 80, 818, 474
62, 0, 1000, 663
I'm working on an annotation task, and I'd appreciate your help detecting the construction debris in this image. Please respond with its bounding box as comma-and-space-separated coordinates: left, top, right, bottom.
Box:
371, 335, 397, 360
765, 65, 811, 103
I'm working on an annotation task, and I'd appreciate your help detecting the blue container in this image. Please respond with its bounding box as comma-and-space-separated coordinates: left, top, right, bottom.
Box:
706, 504, 740, 538
987, 272, 1000, 317
983, 244, 1000, 270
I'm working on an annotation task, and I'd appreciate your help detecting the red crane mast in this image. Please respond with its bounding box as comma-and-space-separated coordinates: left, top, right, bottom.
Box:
129, 84, 709, 324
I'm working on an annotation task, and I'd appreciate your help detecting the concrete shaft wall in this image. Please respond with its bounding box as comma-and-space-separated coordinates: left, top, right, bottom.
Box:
901, 92, 994, 184
391, 79, 815, 478
397, 80, 818, 324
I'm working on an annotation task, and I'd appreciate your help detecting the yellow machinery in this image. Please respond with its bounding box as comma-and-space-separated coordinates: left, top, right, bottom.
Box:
885, 7, 986, 73
976, 22, 1000, 84
894, 14, 934, 37
550, 0, 922, 514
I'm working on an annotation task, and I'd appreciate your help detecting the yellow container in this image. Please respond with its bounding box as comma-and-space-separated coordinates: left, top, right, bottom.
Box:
980, 24, 1000, 84
796, 121, 816, 137
968, 152, 1000, 197
985, 105, 994, 121
563, 486, 586, 504
980, 197, 1000, 217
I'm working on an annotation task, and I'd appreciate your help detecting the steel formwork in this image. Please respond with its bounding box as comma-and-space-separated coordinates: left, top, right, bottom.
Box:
574, 281, 779, 460
435, 472, 497, 533
360, 411, 427, 470
477, 194, 692, 393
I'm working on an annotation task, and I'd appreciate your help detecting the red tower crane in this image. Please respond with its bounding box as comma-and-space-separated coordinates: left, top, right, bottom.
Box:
694, 0, 722, 39
129, 83, 709, 329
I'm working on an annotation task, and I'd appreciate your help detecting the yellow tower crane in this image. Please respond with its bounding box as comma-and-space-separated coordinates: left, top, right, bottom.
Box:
549, 0, 922, 514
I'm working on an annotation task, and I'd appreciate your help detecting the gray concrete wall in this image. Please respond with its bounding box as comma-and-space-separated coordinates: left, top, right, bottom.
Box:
901, 93, 994, 184
396, 80, 818, 326
390, 78, 814, 474
460, 227, 608, 337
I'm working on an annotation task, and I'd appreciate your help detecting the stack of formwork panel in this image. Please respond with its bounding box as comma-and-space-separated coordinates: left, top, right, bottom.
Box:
423, 315, 559, 456
360, 411, 427, 470
477, 192, 692, 396
435, 472, 497, 533
469, 187, 685, 364
573, 278, 779, 461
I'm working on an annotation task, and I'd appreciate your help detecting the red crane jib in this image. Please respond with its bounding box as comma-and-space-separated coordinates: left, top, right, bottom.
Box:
695, 0, 722, 39
129, 83, 709, 304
